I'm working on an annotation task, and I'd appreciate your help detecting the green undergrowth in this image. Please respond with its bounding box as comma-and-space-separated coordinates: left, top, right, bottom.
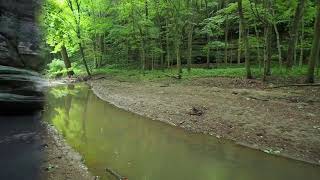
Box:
90, 65, 319, 82
48, 63, 319, 82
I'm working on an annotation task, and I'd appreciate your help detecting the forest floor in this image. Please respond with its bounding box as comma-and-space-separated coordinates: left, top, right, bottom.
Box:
88, 75, 320, 165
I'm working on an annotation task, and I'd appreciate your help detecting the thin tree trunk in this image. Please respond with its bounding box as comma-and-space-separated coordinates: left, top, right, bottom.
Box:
238, 21, 242, 65
155, 0, 164, 71
254, 22, 261, 72
273, 23, 282, 70
263, 24, 272, 81
138, 25, 146, 72
151, 52, 154, 71
187, 25, 194, 73
60, 45, 74, 77
287, 0, 305, 69
224, 0, 229, 66
176, 42, 182, 78
166, 19, 171, 69
207, 35, 211, 68
316, 47, 320, 76
238, 0, 252, 79
266, 26, 272, 76
79, 42, 91, 76
307, 0, 320, 83
299, 18, 304, 67
92, 36, 98, 68
205, 0, 211, 68
99, 34, 105, 67
294, 38, 298, 65
140, 41, 146, 72
145, 0, 149, 70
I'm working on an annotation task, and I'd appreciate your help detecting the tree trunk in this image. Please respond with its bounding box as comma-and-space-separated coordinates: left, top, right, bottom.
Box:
140, 42, 146, 72
299, 18, 304, 67
99, 34, 105, 67
151, 52, 154, 71
138, 25, 146, 72
238, 0, 252, 79
266, 26, 272, 76
263, 24, 272, 81
316, 56, 320, 75
287, 0, 305, 69
176, 42, 182, 78
60, 45, 74, 77
307, 0, 320, 83
254, 22, 261, 72
92, 36, 98, 68
294, 38, 298, 65
224, 0, 229, 66
155, 0, 164, 71
79, 42, 91, 76
166, 19, 171, 69
205, 0, 211, 68
207, 35, 211, 68
273, 23, 282, 70
237, 20, 242, 65
187, 25, 194, 73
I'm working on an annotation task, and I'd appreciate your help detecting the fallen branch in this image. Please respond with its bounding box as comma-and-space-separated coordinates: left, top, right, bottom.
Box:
247, 96, 269, 101
270, 83, 320, 88
93, 76, 106, 81
165, 74, 181, 79
106, 168, 128, 180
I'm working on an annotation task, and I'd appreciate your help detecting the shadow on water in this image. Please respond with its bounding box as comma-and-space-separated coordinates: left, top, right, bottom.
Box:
44, 84, 320, 180
0, 66, 47, 180
0, 114, 44, 180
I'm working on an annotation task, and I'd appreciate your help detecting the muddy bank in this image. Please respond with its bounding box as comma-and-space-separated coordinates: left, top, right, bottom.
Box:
40, 122, 94, 180
89, 76, 320, 165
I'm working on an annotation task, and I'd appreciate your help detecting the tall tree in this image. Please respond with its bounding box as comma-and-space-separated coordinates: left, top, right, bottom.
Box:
238, 0, 252, 79
60, 45, 74, 77
224, 0, 229, 66
287, 0, 306, 69
306, 0, 320, 83
66, 0, 91, 76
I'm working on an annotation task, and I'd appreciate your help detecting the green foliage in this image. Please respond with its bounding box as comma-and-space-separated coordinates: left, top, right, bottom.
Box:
40, 0, 319, 81
47, 59, 66, 77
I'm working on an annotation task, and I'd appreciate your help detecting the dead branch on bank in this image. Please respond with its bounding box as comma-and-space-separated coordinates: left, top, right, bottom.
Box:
106, 168, 128, 180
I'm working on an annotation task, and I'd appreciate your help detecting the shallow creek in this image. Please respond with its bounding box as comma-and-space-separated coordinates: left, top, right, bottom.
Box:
43, 84, 320, 180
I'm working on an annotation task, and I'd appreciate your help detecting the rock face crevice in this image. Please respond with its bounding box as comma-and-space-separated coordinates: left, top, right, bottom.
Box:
0, 0, 42, 71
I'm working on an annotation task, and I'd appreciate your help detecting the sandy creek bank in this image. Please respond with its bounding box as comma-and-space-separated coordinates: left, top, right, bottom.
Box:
88, 76, 320, 165
39, 122, 94, 180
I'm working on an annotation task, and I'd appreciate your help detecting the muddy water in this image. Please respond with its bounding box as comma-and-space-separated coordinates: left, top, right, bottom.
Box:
43, 84, 320, 180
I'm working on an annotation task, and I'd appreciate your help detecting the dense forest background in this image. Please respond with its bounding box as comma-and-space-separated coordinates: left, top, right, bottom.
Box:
41, 0, 320, 83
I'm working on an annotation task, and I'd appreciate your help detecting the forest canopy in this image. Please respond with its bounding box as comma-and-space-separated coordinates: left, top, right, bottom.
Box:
40, 0, 320, 83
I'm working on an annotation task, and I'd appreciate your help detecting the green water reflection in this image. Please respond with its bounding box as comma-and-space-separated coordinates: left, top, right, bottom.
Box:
43, 84, 320, 180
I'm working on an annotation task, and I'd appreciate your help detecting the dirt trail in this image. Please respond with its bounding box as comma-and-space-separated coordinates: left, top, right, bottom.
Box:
89, 77, 320, 165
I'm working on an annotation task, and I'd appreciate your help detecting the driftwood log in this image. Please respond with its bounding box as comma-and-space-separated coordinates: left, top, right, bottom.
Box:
106, 168, 128, 180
